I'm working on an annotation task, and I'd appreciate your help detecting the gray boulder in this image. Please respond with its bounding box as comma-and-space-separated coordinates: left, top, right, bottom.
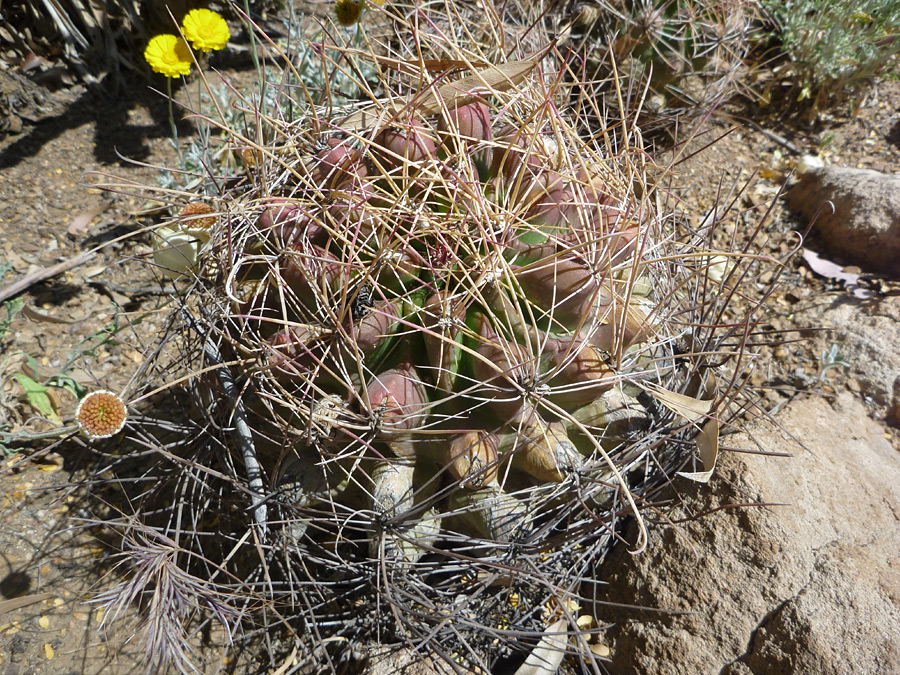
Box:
787, 165, 900, 275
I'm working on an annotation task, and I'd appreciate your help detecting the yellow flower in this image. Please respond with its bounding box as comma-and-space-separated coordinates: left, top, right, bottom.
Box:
144, 34, 192, 78
182, 9, 230, 52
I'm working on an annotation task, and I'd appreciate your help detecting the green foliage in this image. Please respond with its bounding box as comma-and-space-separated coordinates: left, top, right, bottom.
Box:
760, 0, 900, 109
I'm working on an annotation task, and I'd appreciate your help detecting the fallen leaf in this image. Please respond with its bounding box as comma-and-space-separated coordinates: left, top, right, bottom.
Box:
66, 203, 108, 238
801, 248, 875, 299
676, 417, 720, 483
645, 383, 714, 422
339, 59, 538, 130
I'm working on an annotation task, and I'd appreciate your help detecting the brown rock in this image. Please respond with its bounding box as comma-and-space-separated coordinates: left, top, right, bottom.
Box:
597, 393, 900, 674
786, 166, 900, 275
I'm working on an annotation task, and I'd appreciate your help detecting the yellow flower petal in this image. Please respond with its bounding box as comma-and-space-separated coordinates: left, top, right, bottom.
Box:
144, 34, 192, 78
182, 9, 230, 52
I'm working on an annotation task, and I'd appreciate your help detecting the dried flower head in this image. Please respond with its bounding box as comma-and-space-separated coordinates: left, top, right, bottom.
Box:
181, 9, 230, 52
76, 390, 127, 439
335, 0, 364, 26
179, 202, 218, 233
144, 34, 192, 78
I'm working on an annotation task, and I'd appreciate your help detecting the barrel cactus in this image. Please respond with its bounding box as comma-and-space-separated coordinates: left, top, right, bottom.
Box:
105, 3, 774, 671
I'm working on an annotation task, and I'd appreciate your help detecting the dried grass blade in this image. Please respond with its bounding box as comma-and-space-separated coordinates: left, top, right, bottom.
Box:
514, 619, 568, 675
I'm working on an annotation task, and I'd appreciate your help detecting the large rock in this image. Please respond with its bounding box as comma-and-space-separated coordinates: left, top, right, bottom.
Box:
787, 166, 900, 275
816, 295, 900, 424
597, 392, 900, 674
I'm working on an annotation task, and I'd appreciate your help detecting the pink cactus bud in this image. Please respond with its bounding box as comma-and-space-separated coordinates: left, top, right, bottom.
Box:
280, 242, 345, 306
438, 101, 492, 145
446, 430, 499, 488
326, 180, 380, 244
316, 138, 368, 188
421, 291, 466, 392
257, 199, 326, 245
489, 124, 545, 182
517, 170, 566, 223
437, 101, 492, 167
364, 363, 429, 441
513, 257, 649, 352
373, 116, 437, 168
264, 325, 325, 380
349, 297, 399, 355
470, 312, 533, 421
513, 256, 606, 329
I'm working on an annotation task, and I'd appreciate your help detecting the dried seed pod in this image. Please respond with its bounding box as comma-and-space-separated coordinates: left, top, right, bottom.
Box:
371, 457, 415, 521
568, 386, 651, 451
76, 390, 127, 439
446, 430, 499, 488
502, 416, 583, 482
378, 507, 442, 564
451, 483, 529, 543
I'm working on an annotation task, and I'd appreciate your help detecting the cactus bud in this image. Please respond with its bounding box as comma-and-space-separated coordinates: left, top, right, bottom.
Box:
438, 101, 492, 169
316, 138, 368, 188
280, 242, 345, 306
374, 116, 437, 169
490, 124, 545, 182
364, 362, 429, 445
469, 311, 532, 422
264, 325, 326, 380
446, 430, 499, 488
540, 335, 615, 408
258, 199, 326, 245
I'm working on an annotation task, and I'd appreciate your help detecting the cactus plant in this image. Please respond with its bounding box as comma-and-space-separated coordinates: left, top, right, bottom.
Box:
566, 0, 763, 130
94, 2, 782, 671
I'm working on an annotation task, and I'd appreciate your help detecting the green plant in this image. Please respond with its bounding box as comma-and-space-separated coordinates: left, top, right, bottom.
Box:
759, 0, 900, 113
572, 0, 762, 128
93, 1, 784, 672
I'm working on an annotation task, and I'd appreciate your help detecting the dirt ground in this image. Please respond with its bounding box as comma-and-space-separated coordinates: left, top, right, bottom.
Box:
1, 35, 899, 675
